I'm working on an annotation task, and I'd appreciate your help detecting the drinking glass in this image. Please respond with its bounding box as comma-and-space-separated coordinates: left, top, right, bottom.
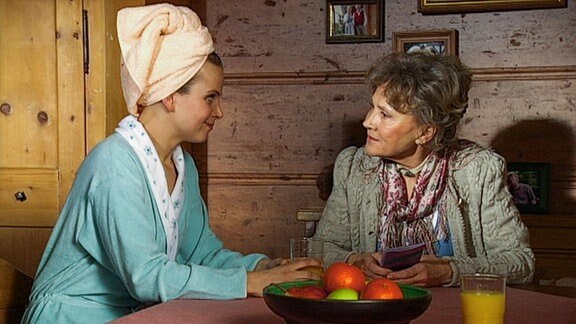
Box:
460, 273, 506, 324
289, 237, 324, 261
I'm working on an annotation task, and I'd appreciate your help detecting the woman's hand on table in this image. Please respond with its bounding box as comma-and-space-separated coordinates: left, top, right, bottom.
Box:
385, 255, 452, 287
347, 252, 392, 278
247, 258, 323, 297
253, 257, 290, 271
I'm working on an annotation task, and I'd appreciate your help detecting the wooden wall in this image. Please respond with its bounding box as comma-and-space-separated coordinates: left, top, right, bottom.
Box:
200, 1, 576, 259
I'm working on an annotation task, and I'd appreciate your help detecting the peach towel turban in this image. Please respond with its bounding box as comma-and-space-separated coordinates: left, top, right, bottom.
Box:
117, 3, 214, 116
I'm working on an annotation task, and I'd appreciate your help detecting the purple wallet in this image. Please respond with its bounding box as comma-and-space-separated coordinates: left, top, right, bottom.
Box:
380, 243, 426, 271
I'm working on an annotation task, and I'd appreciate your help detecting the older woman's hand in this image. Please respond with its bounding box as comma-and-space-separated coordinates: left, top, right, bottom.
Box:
385, 255, 452, 287
348, 252, 392, 279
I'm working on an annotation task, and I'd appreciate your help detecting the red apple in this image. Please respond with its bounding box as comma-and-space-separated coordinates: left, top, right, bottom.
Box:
286, 285, 327, 299
360, 278, 403, 300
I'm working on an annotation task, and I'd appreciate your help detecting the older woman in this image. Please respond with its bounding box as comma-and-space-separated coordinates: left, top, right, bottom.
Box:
22, 4, 320, 323
314, 52, 534, 287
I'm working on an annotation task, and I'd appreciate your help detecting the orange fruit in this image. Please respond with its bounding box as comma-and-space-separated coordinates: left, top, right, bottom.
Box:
323, 262, 366, 293
360, 278, 403, 300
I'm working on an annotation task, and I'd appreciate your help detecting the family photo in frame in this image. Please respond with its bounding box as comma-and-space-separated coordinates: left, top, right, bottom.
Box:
392, 29, 458, 56
507, 162, 551, 214
326, 0, 384, 43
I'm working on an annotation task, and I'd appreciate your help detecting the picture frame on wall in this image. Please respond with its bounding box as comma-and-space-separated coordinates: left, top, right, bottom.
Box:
392, 29, 458, 56
507, 162, 551, 215
326, 0, 384, 44
418, 0, 567, 14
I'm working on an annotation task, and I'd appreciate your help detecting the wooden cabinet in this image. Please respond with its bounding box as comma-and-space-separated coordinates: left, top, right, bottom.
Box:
0, 0, 85, 227
0, 0, 140, 277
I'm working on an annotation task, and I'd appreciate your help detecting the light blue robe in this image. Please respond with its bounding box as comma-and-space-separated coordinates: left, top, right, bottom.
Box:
22, 134, 266, 323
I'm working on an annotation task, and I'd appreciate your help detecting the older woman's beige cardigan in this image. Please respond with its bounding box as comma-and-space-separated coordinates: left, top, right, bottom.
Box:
314, 143, 535, 286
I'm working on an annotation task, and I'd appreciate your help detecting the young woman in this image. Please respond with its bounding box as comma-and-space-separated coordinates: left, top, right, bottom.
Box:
22, 4, 320, 323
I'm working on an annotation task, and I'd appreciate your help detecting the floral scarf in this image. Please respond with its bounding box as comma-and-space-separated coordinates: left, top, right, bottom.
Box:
377, 151, 450, 255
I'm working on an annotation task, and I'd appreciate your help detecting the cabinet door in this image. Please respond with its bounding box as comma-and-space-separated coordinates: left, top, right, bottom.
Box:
0, 0, 85, 226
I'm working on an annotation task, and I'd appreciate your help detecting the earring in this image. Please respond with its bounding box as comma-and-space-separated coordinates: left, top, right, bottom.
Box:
415, 139, 422, 145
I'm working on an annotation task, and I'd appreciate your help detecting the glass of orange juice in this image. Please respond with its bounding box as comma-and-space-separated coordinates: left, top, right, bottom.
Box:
460, 273, 506, 324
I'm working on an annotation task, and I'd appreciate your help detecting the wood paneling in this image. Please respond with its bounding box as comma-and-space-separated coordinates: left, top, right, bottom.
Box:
85, 0, 132, 151
209, 2, 575, 72
56, 0, 86, 204
0, 228, 52, 278
0, 0, 85, 221
523, 215, 576, 282
0, 259, 32, 324
207, 83, 367, 174
0, 1, 59, 169
209, 185, 323, 258
0, 170, 59, 226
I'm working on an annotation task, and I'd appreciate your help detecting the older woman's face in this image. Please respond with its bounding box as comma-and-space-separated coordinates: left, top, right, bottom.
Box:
172, 61, 224, 143
362, 88, 422, 163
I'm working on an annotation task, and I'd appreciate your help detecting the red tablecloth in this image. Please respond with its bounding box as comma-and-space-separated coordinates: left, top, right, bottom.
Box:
111, 287, 576, 323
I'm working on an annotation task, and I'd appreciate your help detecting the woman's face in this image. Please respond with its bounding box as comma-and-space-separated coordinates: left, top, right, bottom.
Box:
362, 87, 423, 164
172, 61, 224, 143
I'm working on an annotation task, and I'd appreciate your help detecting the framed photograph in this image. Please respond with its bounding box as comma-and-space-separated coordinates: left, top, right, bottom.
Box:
326, 0, 384, 44
507, 162, 550, 214
418, 0, 567, 14
392, 29, 458, 56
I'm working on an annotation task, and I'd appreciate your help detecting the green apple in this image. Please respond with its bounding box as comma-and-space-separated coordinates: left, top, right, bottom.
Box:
326, 288, 359, 300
